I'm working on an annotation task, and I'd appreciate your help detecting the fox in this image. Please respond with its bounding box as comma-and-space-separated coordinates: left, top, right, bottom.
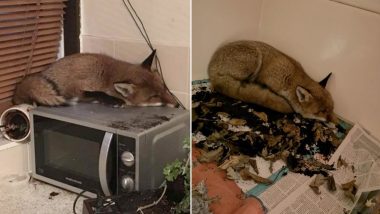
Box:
13, 51, 179, 107
208, 40, 335, 122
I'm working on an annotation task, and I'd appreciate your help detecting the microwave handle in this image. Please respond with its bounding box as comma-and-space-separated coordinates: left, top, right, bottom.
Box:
99, 132, 113, 196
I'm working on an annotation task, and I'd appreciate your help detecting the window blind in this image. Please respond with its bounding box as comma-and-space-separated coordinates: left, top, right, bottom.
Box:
0, 0, 66, 112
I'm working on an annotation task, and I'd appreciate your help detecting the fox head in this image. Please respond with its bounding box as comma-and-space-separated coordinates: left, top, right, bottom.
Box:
291, 73, 336, 122
112, 50, 179, 107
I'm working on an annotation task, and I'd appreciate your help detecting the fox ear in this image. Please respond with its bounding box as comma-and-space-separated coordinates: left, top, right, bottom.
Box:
319, 72, 332, 88
141, 49, 156, 69
114, 83, 135, 97
296, 86, 312, 103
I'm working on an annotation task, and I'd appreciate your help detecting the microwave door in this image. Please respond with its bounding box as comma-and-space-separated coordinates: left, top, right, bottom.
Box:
99, 132, 113, 196
32, 115, 116, 196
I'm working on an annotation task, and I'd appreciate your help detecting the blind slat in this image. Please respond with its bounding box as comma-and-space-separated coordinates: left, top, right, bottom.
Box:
0, 84, 19, 100
0, 99, 13, 114
0, 40, 60, 56
0, 9, 64, 20
0, 21, 61, 35
0, 85, 17, 93
0, 34, 60, 49
0, 66, 50, 88
0, 3, 65, 14
0, 78, 25, 88
0, 47, 58, 63
0, 63, 51, 99
0, 57, 56, 75
0, 66, 49, 82
0, 90, 15, 100
0, 0, 66, 6
0, 52, 57, 69
0, 16, 61, 28
0, 28, 61, 42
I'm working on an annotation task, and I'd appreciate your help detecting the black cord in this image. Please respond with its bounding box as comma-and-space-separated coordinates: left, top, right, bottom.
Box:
121, 0, 153, 50
73, 190, 86, 214
121, 0, 185, 109
126, 0, 153, 48
155, 55, 186, 109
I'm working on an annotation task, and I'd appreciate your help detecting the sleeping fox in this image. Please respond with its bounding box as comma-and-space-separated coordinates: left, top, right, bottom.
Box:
13, 51, 178, 107
208, 41, 335, 122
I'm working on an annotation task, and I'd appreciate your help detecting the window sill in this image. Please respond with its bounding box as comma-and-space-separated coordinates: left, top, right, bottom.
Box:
0, 136, 29, 151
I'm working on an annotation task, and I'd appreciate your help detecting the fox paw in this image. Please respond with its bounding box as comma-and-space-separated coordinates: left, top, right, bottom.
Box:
112, 104, 126, 108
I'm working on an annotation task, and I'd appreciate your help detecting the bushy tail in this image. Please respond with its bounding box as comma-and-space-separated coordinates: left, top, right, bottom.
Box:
13, 75, 66, 106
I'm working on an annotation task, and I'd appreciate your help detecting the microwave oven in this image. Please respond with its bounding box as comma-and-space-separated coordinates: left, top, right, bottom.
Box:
29, 103, 189, 197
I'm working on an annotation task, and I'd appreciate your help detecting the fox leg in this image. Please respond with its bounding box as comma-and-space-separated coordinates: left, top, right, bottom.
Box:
238, 83, 294, 113
212, 75, 293, 113
82, 91, 125, 106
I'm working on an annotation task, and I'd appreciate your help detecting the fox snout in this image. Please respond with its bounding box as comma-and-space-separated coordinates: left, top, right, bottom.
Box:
135, 95, 179, 107
327, 113, 339, 124
134, 97, 179, 107
161, 90, 179, 107
113, 82, 179, 107
138, 101, 178, 108
139, 90, 179, 108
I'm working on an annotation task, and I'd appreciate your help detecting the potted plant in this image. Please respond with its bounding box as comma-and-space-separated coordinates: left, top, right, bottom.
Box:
135, 138, 190, 213
163, 138, 190, 213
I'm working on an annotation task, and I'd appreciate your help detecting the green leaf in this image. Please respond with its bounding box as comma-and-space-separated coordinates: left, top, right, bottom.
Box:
163, 159, 183, 182
183, 137, 190, 150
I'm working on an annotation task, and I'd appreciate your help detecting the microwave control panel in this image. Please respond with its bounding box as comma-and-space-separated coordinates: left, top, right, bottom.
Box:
117, 135, 136, 194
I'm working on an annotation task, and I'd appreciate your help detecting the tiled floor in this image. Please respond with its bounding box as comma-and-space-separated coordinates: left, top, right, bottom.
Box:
0, 173, 85, 214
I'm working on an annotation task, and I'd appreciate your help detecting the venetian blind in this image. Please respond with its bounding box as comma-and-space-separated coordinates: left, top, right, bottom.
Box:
0, 0, 66, 112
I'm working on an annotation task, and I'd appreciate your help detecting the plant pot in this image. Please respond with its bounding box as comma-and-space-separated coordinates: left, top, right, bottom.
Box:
166, 175, 186, 203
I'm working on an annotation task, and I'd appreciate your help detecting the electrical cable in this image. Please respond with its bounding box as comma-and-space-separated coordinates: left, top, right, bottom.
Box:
136, 184, 168, 214
126, 0, 153, 49
73, 190, 122, 214
72, 190, 86, 214
121, 0, 153, 50
121, 0, 185, 109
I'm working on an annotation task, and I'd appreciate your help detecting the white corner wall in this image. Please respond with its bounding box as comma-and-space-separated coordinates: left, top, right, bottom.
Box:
192, 0, 380, 138
192, 0, 263, 80
258, 0, 380, 138
80, 0, 190, 108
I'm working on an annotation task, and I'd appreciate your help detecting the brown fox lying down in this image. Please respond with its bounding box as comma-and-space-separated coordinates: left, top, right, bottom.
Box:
13, 51, 178, 107
208, 41, 335, 122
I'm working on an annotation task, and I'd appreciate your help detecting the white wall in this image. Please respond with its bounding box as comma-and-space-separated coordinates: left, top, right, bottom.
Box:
258, 0, 380, 138
192, 0, 263, 80
0, 143, 29, 175
80, 0, 190, 108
